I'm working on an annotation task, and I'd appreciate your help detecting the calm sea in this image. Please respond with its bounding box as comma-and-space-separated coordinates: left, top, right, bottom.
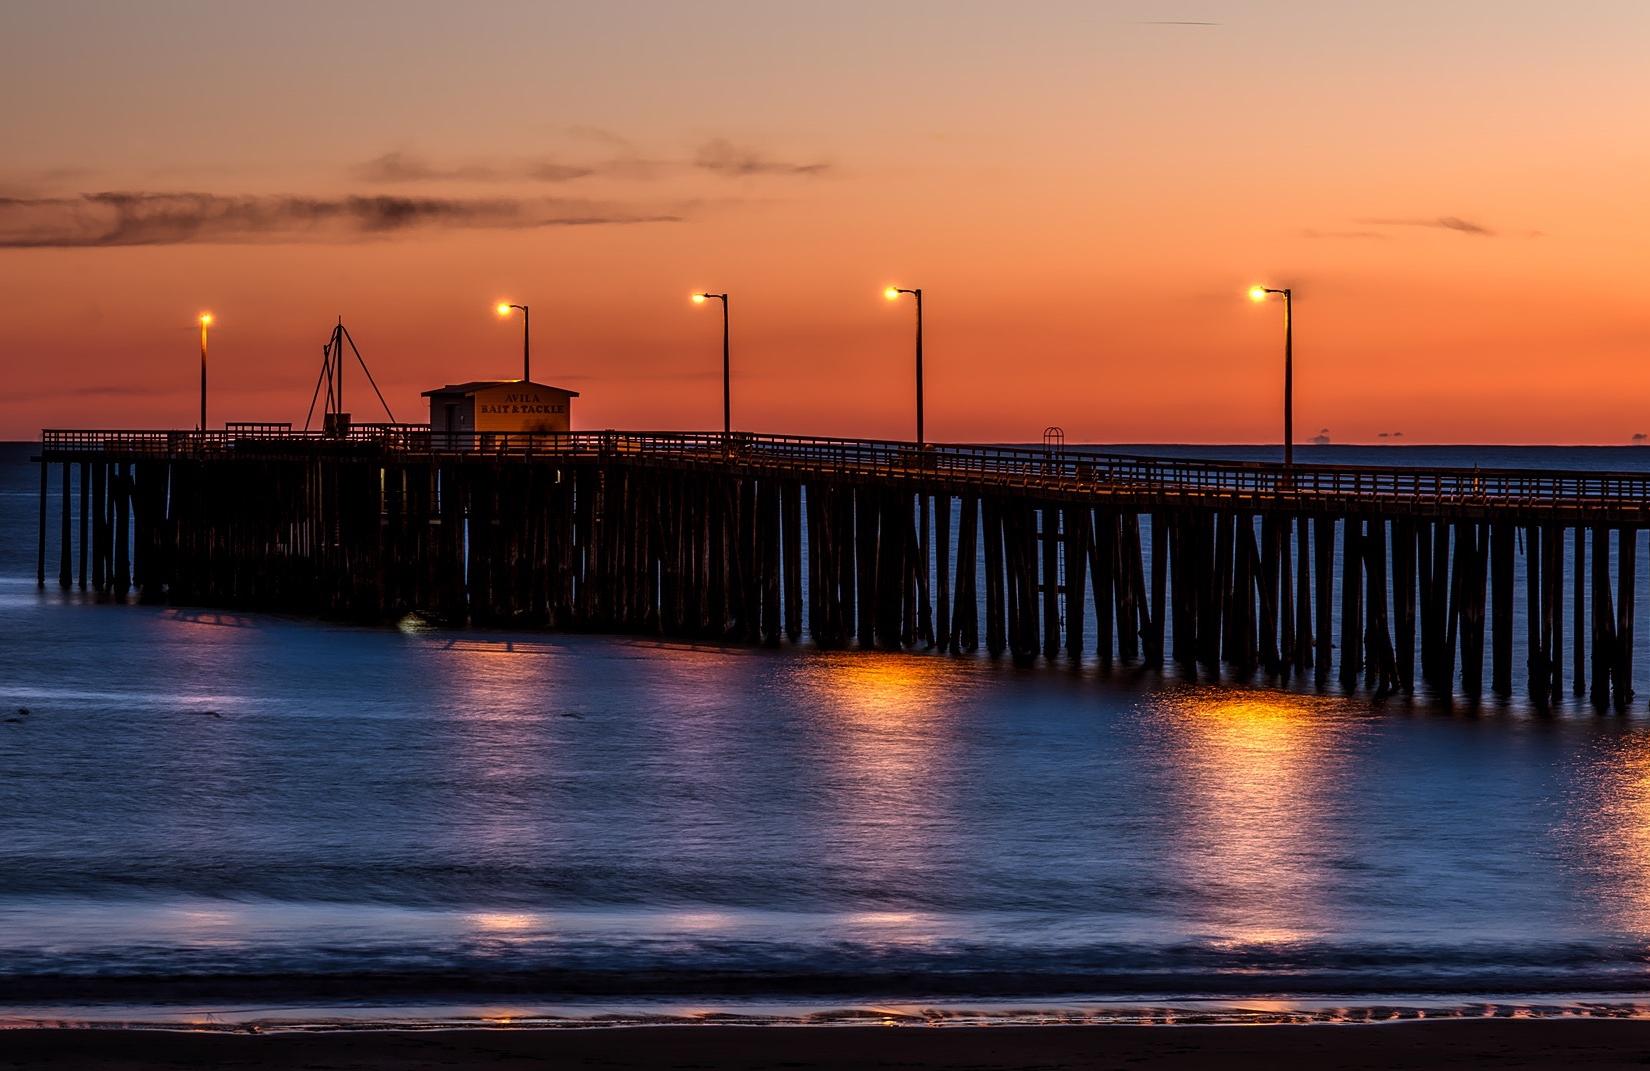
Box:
6, 441, 1650, 1027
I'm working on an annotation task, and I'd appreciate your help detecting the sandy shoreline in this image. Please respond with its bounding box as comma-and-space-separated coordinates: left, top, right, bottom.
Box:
8, 1020, 1650, 1069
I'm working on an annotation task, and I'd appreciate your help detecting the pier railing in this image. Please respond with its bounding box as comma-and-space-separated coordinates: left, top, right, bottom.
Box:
37, 426, 1650, 518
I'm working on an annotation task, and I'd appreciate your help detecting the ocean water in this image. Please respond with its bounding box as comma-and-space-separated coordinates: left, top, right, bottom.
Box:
6, 441, 1650, 1027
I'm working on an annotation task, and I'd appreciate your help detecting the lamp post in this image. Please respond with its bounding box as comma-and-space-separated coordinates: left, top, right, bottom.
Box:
1248, 285, 1293, 466
884, 286, 924, 445
692, 292, 731, 436
496, 302, 530, 381
198, 312, 213, 432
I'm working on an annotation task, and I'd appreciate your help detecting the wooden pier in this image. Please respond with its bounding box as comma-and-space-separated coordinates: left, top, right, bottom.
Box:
34, 428, 1650, 709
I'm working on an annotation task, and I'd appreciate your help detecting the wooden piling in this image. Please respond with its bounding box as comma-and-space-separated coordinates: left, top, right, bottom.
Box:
1294, 516, 1313, 673
1213, 512, 1234, 671
782, 481, 802, 643
1417, 521, 1436, 689
916, 494, 933, 648
1148, 512, 1167, 666
90, 461, 106, 593
1526, 524, 1545, 705
1010, 501, 1040, 662
983, 496, 1006, 656
1618, 526, 1637, 712
1168, 513, 1190, 669
1544, 522, 1563, 702
934, 493, 952, 652
1574, 524, 1586, 698
58, 461, 72, 589
1126, 514, 1151, 663
1232, 514, 1258, 677
1491, 522, 1515, 698
1064, 505, 1089, 660
1259, 514, 1281, 675
954, 494, 979, 652
77, 461, 89, 590
1366, 517, 1398, 697
1458, 522, 1487, 701
1118, 513, 1143, 662
855, 487, 878, 645
759, 475, 785, 643
113, 462, 130, 595
1339, 518, 1363, 689
1041, 505, 1061, 660
1393, 517, 1417, 692
1092, 509, 1117, 665
1314, 516, 1334, 685
1591, 525, 1615, 710
875, 492, 905, 649
1275, 514, 1293, 674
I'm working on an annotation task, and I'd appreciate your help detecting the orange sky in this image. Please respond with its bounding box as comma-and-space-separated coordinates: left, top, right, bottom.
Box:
2, 1, 1647, 444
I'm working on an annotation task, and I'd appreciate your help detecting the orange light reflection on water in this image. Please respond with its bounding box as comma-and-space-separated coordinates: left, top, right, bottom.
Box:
796, 655, 959, 917
1165, 693, 1351, 947
467, 911, 538, 933
1574, 729, 1650, 935
420, 638, 564, 853
805, 656, 954, 725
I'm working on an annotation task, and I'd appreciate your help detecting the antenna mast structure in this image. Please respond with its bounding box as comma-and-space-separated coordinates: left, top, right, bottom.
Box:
304, 318, 397, 436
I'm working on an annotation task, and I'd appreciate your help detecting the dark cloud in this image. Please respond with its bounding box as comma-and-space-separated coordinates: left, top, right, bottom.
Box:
692, 138, 830, 178
356, 151, 600, 184
1359, 215, 1496, 236
0, 191, 681, 248
354, 151, 503, 183
523, 161, 597, 182
354, 137, 829, 185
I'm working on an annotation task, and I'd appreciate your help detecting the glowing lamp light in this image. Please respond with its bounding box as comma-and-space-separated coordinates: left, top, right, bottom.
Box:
198, 312, 213, 326
495, 302, 512, 316
691, 293, 707, 304
883, 286, 900, 301
1248, 286, 1268, 302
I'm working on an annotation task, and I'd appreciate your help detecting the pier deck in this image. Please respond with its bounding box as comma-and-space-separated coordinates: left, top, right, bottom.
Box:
33, 428, 1648, 708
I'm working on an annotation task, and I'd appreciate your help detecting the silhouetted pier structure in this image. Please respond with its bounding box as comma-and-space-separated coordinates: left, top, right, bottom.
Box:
34, 428, 1650, 709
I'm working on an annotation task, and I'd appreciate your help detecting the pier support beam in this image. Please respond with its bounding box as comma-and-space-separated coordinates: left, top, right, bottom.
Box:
1618, 526, 1637, 712
954, 495, 978, 653
1491, 523, 1515, 699
1592, 525, 1615, 711
1314, 516, 1334, 686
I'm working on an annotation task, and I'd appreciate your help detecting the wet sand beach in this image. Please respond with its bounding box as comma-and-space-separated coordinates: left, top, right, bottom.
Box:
8, 1021, 1650, 1070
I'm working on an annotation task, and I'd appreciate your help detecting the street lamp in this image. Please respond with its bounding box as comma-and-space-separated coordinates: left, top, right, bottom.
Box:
884, 286, 924, 445
1248, 285, 1294, 466
198, 312, 213, 433
496, 302, 530, 381
692, 292, 731, 436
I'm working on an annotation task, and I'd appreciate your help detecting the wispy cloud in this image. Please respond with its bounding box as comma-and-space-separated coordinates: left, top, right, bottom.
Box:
691, 138, 830, 178
354, 137, 830, 186
0, 191, 682, 248
6, 383, 182, 402
355, 151, 599, 184
1359, 215, 1496, 236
